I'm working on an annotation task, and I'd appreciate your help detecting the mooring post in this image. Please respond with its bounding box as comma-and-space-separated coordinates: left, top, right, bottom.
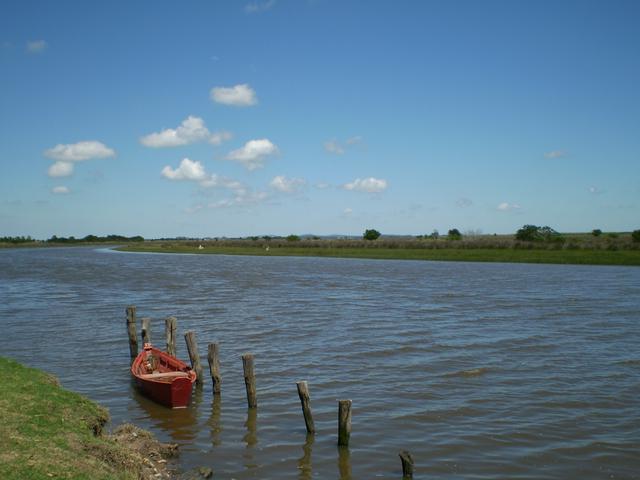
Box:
141, 317, 151, 345
184, 330, 204, 386
242, 353, 257, 408
399, 450, 414, 479
296, 381, 315, 434
126, 305, 138, 361
207, 343, 222, 394
165, 316, 177, 357
338, 399, 352, 446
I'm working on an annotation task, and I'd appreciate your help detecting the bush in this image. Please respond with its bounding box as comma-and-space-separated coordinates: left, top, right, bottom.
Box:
592, 229, 602, 237
286, 234, 300, 242
363, 229, 381, 241
632, 230, 640, 243
447, 228, 462, 240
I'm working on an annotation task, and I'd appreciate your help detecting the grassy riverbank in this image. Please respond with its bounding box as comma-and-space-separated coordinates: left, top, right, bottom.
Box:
0, 357, 175, 480
117, 237, 640, 266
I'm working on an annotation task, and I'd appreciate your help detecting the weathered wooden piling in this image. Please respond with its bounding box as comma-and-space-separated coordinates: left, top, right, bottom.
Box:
126, 306, 138, 361
338, 399, 352, 446
242, 353, 257, 408
184, 330, 204, 386
207, 343, 222, 394
399, 450, 414, 478
165, 316, 177, 357
141, 317, 151, 345
296, 381, 315, 434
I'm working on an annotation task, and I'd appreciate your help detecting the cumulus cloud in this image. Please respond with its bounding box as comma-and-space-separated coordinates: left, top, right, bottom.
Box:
161, 158, 246, 194
269, 175, 306, 193
26, 40, 47, 53
544, 150, 568, 159
45, 141, 115, 162
343, 177, 388, 193
48, 161, 74, 178
51, 186, 69, 194
244, 0, 276, 13
210, 84, 257, 107
497, 202, 521, 211
324, 136, 363, 155
226, 138, 278, 170
140, 116, 228, 148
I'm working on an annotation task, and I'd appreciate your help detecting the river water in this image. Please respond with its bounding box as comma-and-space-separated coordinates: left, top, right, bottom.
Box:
0, 247, 638, 479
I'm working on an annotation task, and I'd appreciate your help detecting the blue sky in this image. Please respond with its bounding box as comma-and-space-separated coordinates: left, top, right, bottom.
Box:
1, 0, 638, 238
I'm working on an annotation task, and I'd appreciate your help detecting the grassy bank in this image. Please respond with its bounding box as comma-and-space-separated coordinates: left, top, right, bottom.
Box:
117, 238, 640, 266
0, 357, 175, 480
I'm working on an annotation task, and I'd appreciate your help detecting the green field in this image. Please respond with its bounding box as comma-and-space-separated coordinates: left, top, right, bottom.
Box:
118, 239, 640, 266
0, 357, 170, 480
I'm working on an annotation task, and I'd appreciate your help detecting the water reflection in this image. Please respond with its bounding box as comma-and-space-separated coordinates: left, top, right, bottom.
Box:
338, 446, 352, 480
243, 408, 259, 470
207, 394, 222, 446
131, 383, 201, 442
297, 433, 314, 480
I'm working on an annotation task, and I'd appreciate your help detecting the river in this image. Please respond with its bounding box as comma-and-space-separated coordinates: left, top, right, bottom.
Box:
0, 247, 638, 479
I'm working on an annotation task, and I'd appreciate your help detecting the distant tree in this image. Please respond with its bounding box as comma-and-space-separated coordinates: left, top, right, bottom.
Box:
592, 229, 602, 237
632, 230, 640, 243
363, 229, 381, 241
430, 229, 440, 239
447, 228, 462, 240
515, 225, 563, 242
262, 235, 272, 241
286, 234, 300, 242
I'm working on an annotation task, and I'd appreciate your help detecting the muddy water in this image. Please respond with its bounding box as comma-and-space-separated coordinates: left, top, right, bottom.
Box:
0, 247, 639, 479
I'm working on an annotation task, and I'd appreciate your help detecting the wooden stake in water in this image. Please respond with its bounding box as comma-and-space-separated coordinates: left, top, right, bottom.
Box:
207, 343, 222, 394
165, 316, 177, 357
338, 399, 352, 446
399, 450, 414, 479
141, 317, 151, 345
184, 330, 204, 386
296, 381, 315, 434
242, 353, 257, 408
126, 305, 138, 361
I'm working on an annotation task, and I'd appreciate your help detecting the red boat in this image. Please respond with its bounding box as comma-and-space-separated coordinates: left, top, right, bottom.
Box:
131, 343, 197, 408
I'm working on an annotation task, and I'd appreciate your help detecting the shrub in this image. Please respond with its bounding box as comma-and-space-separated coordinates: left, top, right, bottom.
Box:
363, 229, 381, 241
286, 234, 300, 242
592, 229, 602, 237
447, 228, 462, 240
632, 230, 640, 243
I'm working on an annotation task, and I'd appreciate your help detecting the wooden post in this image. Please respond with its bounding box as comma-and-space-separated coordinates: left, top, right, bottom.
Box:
184, 330, 204, 386
165, 316, 177, 357
399, 450, 414, 478
207, 343, 221, 394
338, 399, 352, 446
242, 353, 257, 408
141, 317, 151, 345
126, 306, 138, 361
296, 381, 315, 434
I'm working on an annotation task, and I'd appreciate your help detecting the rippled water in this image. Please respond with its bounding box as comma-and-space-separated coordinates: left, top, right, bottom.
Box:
1, 247, 639, 479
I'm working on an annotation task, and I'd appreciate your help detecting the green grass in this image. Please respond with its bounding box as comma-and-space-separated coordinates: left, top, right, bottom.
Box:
117, 242, 640, 266
0, 357, 140, 480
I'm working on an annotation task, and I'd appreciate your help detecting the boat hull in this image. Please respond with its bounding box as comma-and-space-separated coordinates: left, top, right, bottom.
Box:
131, 345, 196, 408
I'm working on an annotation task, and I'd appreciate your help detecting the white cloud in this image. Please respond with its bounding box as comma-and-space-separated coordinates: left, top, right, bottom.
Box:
48, 161, 74, 178
343, 208, 353, 216
141, 116, 218, 148
315, 182, 331, 189
456, 198, 473, 208
270, 175, 306, 193
209, 130, 233, 146
51, 186, 70, 194
208, 191, 270, 209
210, 84, 257, 107
244, 0, 276, 14
497, 202, 521, 211
324, 139, 344, 155
544, 150, 568, 159
343, 177, 388, 193
161, 158, 207, 181
324, 136, 363, 155
26, 40, 47, 53
226, 138, 278, 170
45, 141, 115, 162
588, 185, 602, 195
